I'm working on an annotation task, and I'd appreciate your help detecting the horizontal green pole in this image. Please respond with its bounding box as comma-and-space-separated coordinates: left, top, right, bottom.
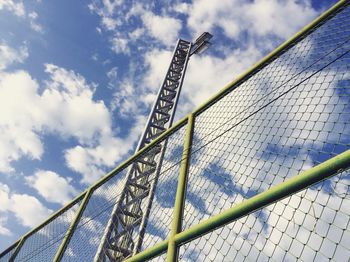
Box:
125, 240, 169, 262
174, 149, 350, 245
193, 0, 350, 115
53, 189, 93, 261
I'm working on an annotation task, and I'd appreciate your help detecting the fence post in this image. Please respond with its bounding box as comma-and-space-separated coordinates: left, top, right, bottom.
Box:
53, 188, 93, 261
9, 237, 26, 262
167, 113, 194, 261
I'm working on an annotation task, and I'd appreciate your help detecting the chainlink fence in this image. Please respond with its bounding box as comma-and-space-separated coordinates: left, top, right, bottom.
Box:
1, 1, 350, 261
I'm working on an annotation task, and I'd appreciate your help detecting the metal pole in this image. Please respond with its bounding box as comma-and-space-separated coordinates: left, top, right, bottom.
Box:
0, 241, 19, 260
174, 149, 350, 245
125, 149, 350, 262
167, 113, 194, 262
126, 240, 169, 262
8, 237, 26, 262
53, 188, 94, 261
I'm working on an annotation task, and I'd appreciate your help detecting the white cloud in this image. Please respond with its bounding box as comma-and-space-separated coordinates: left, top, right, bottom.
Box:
183, 0, 318, 40
174, 3, 190, 14
0, 57, 112, 173
111, 37, 130, 54
0, 42, 148, 185
106, 66, 118, 88
25, 170, 78, 205
91, 53, 99, 61
88, 0, 123, 32
0, 183, 52, 229
88, 0, 123, 17
28, 11, 43, 33
143, 49, 172, 91
89, 1, 183, 56
0, 70, 44, 172
43, 63, 111, 143
101, 16, 119, 31
128, 27, 145, 41
0, 42, 28, 70
141, 11, 182, 46
246, 0, 317, 39
84, 0, 324, 196
87, 0, 322, 128
111, 79, 141, 115
0, 0, 25, 17
143, 43, 262, 119
0, 1, 44, 32
0, 216, 11, 236
10, 194, 52, 227
65, 115, 146, 184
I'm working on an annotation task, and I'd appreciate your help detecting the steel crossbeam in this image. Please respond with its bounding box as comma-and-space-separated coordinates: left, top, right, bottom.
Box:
94, 39, 192, 261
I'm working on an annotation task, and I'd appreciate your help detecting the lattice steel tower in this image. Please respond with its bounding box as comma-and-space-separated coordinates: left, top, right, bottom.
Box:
95, 33, 213, 261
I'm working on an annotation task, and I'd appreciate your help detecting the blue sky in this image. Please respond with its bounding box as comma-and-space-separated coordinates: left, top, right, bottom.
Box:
0, 0, 339, 250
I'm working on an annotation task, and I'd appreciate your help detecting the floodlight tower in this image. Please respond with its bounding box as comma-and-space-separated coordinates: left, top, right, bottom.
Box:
95, 32, 213, 261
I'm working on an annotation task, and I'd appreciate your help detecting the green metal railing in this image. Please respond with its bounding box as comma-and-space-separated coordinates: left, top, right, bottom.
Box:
1, 0, 350, 261
127, 149, 350, 261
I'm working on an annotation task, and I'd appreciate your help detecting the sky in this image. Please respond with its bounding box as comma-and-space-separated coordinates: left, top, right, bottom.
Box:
0, 0, 341, 251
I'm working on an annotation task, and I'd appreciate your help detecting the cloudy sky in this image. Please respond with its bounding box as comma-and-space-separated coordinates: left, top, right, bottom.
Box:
0, 0, 339, 250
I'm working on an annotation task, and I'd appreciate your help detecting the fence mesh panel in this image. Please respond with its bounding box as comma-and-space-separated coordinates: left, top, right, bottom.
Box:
0, 243, 18, 262
147, 252, 167, 262
183, 4, 350, 230
60, 168, 129, 261
60, 123, 187, 261
13, 198, 83, 262
139, 124, 187, 252
1, 2, 350, 262
179, 169, 350, 261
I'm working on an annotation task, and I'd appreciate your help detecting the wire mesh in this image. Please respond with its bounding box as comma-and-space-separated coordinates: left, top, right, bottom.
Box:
138, 124, 187, 252
59, 123, 187, 261
183, 4, 350, 230
146, 252, 167, 262
12, 197, 83, 262
1, 2, 350, 262
179, 169, 350, 261
0, 243, 18, 262
58, 166, 129, 260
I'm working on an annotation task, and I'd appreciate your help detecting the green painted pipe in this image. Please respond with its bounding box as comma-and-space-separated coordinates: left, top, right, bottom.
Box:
53, 189, 93, 261
0, 241, 19, 259
174, 149, 350, 245
3, 195, 84, 260
127, 149, 350, 261
125, 240, 169, 262
9, 237, 25, 262
167, 113, 194, 262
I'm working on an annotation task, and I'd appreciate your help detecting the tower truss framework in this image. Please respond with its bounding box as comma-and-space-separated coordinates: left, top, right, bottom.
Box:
95, 39, 192, 261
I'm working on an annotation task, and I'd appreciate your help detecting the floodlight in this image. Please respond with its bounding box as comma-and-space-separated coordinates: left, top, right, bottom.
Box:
190, 32, 213, 56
